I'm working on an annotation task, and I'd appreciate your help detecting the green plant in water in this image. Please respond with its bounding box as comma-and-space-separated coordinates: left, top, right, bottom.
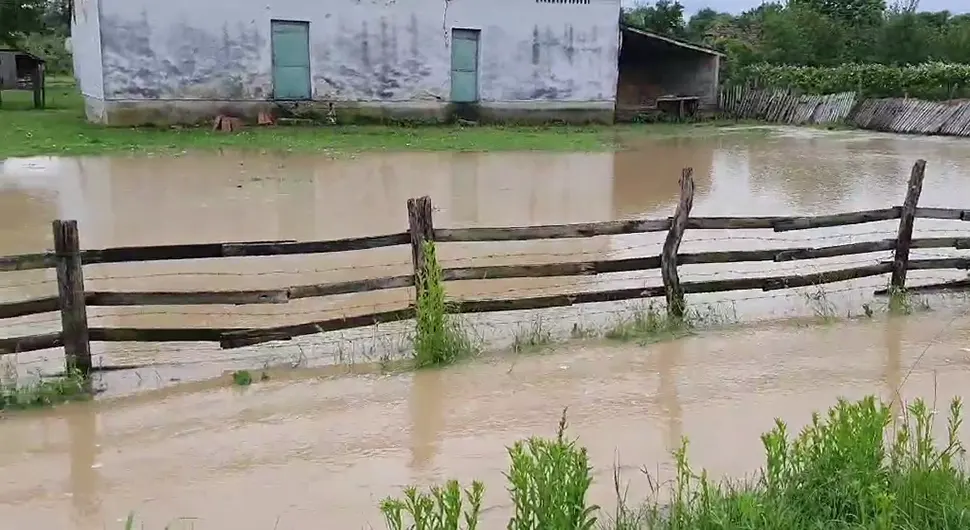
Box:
633, 395, 970, 529
604, 302, 693, 344
380, 480, 484, 530
413, 240, 478, 367
506, 409, 599, 530
512, 316, 555, 353
0, 367, 88, 410
887, 286, 931, 315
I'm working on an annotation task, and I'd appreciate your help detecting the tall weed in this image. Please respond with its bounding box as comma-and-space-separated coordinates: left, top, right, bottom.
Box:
413, 241, 477, 367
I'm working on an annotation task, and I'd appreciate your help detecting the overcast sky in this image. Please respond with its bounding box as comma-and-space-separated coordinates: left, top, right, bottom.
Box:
623, 1, 970, 16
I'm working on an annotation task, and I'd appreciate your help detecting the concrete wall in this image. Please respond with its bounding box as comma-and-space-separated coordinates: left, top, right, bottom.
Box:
71, 0, 105, 121
89, 0, 621, 125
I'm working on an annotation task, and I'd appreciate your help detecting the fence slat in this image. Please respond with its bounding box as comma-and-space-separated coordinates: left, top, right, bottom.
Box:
0, 332, 63, 355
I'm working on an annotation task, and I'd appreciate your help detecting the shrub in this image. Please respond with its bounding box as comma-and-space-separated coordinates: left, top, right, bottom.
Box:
730, 62, 970, 100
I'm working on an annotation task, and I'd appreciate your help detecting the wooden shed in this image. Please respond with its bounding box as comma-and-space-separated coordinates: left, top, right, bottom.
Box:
0, 48, 46, 109
615, 25, 724, 122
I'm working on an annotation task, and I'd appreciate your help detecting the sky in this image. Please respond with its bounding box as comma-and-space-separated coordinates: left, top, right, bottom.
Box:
622, 0, 970, 16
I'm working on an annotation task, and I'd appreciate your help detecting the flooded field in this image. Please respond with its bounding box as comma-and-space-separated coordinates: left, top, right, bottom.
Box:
2, 126, 970, 528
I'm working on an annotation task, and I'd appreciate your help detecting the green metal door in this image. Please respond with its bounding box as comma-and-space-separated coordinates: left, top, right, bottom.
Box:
450, 29, 480, 103
271, 20, 311, 100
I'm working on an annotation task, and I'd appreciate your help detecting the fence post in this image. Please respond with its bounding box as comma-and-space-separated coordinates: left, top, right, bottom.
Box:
53, 220, 91, 377
661, 168, 695, 319
407, 196, 436, 298
890, 160, 926, 291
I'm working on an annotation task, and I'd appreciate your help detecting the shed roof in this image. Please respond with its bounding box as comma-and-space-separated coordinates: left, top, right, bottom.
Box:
620, 25, 725, 58
0, 48, 46, 63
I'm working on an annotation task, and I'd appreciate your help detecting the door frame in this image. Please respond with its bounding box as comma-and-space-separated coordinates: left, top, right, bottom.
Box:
270, 19, 312, 101
450, 27, 481, 103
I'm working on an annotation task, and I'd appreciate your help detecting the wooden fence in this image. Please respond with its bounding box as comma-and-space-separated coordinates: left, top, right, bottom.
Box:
718, 86, 858, 125
848, 98, 970, 137
2, 159, 969, 377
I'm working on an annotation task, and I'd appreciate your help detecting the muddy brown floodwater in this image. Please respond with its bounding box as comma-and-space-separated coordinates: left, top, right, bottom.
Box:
2, 126, 970, 529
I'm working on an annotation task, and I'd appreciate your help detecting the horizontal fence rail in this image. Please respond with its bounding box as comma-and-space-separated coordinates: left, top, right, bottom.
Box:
2, 159, 968, 377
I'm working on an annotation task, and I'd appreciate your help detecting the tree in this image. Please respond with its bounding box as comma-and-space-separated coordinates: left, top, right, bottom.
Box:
0, 0, 46, 47
622, 0, 688, 39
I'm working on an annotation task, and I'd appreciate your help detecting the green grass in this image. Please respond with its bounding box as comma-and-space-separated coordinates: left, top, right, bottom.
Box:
0, 368, 89, 410
379, 396, 970, 530
0, 82, 763, 159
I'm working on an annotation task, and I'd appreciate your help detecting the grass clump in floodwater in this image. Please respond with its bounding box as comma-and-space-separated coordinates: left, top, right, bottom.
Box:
603, 302, 734, 344
886, 286, 932, 316
512, 316, 555, 354
413, 241, 478, 368
381, 409, 599, 530
0, 367, 88, 410
380, 396, 970, 530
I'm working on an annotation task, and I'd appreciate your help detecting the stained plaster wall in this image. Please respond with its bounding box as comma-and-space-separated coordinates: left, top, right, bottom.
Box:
84, 0, 621, 125
70, 0, 106, 121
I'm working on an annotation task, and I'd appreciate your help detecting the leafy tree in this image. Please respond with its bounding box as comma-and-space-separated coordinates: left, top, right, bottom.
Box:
622, 0, 688, 39
0, 0, 46, 47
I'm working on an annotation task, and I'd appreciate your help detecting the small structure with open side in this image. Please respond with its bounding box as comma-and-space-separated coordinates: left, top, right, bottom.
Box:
0, 48, 46, 109
615, 25, 723, 122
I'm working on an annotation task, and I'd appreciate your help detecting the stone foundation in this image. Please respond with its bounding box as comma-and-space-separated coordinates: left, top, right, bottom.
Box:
85, 96, 616, 126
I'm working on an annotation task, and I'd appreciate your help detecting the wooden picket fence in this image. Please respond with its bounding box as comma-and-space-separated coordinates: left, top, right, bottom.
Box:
2, 160, 969, 377
718, 86, 858, 125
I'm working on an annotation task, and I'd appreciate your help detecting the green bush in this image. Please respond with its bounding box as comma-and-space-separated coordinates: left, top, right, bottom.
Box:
730, 62, 970, 100
382, 396, 970, 530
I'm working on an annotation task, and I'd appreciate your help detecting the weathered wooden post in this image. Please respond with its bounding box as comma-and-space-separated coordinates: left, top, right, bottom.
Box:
890, 160, 926, 291
661, 168, 695, 319
53, 220, 91, 376
407, 196, 435, 297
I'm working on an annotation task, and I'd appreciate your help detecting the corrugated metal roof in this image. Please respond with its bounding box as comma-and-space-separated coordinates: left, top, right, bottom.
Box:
620, 25, 725, 58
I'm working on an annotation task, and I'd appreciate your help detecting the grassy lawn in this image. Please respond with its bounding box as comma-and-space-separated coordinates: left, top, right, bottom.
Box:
1, 81, 753, 159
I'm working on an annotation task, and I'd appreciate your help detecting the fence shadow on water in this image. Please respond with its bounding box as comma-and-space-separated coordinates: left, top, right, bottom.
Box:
2, 159, 970, 382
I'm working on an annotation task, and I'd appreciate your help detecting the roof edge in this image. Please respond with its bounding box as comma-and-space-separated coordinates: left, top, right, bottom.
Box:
620, 24, 725, 58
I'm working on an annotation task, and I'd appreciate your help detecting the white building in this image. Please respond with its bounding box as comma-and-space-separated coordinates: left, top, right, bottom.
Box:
71, 0, 721, 125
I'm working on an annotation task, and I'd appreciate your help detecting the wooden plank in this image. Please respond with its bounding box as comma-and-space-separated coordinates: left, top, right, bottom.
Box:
220, 308, 416, 349
53, 220, 91, 376
772, 208, 900, 232
288, 275, 415, 300
905, 258, 970, 271
450, 286, 668, 314
434, 219, 670, 242
761, 263, 893, 291
88, 327, 247, 343
914, 207, 970, 221
662, 168, 695, 318
774, 239, 896, 261
221, 233, 410, 257
0, 296, 59, 319
875, 279, 970, 296
0, 235, 410, 272
0, 252, 55, 272
0, 332, 63, 355
442, 256, 662, 281
85, 289, 290, 306
891, 160, 927, 289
